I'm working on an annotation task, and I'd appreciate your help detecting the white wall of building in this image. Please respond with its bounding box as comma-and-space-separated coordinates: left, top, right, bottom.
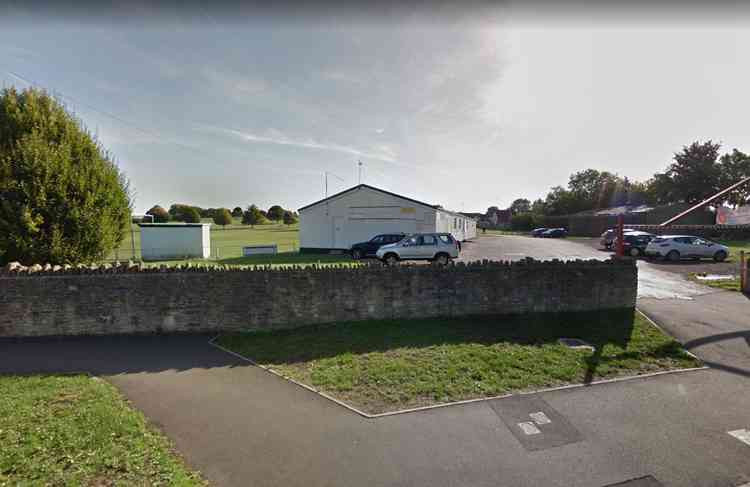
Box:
139, 224, 211, 261
299, 186, 476, 250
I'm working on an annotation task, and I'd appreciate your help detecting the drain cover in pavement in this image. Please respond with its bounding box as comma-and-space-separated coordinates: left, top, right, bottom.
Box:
603, 476, 663, 486
489, 395, 582, 451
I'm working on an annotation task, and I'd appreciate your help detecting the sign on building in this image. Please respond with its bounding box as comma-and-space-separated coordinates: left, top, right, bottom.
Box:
716, 206, 750, 225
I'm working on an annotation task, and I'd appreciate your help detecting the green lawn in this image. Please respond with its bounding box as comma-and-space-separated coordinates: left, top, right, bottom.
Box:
217, 310, 700, 414
479, 229, 528, 236
718, 240, 750, 262
111, 222, 300, 261
0, 375, 204, 486
689, 274, 742, 292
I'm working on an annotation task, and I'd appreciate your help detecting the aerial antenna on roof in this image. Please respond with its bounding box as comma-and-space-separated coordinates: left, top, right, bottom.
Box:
324, 171, 345, 197
358, 160, 363, 184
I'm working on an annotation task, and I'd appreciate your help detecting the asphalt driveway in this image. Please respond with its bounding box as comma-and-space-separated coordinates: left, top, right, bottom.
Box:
461, 235, 711, 299
3, 235, 750, 487
3, 331, 750, 487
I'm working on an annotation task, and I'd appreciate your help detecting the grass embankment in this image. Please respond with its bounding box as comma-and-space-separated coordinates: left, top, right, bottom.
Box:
0, 375, 204, 486
217, 310, 700, 414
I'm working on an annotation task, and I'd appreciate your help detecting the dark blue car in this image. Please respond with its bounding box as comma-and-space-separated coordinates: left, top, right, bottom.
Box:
541, 228, 567, 238
350, 233, 406, 259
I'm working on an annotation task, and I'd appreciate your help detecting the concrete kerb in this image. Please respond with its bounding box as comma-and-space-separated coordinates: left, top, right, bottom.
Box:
635, 307, 703, 361
207, 313, 710, 419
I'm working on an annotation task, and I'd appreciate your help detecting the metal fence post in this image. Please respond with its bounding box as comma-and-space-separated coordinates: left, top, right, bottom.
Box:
741, 250, 747, 293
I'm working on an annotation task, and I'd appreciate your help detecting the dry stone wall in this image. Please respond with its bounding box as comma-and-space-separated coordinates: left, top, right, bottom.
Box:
0, 259, 637, 337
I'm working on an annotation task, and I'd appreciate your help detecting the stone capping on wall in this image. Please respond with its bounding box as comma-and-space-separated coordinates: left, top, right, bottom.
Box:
0, 257, 637, 338
1, 257, 634, 277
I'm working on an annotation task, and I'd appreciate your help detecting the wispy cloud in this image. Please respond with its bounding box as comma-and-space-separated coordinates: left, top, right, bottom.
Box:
200, 124, 395, 162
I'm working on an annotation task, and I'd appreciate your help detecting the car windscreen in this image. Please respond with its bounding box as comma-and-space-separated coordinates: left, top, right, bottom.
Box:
650, 237, 667, 243
438, 234, 454, 244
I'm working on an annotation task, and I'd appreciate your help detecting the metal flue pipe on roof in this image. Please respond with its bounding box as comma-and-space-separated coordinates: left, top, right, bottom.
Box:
660, 176, 750, 226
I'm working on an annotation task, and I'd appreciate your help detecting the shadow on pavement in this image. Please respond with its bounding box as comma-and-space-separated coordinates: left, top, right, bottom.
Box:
0, 334, 246, 375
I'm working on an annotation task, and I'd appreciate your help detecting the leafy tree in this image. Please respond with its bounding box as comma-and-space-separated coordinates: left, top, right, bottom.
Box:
267, 205, 284, 222
530, 198, 547, 215
213, 208, 233, 227
0, 87, 131, 265
146, 205, 169, 223
182, 206, 201, 223
242, 205, 265, 227
718, 149, 750, 206
665, 141, 722, 204
510, 212, 538, 231
169, 204, 202, 223
231, 206, 243, 218
282, 210, 297, 226
509, 198, 531, 215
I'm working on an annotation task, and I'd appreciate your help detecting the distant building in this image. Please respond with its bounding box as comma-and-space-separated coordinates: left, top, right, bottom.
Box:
298, 184, 477, 252
137, 223, 211, 261
477, 207, 512, 228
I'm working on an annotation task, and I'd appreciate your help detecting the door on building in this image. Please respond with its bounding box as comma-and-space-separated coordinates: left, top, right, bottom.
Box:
332, 216, 345, 249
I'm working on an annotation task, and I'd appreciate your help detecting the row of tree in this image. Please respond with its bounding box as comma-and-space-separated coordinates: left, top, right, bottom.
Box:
145, 203, 298, 227
505, 141, 750, 222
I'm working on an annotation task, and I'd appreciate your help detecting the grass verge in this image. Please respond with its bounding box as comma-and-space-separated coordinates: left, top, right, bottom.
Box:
0, 374, 205, 486
689, 273, 741, 292
217, 310, 700, 414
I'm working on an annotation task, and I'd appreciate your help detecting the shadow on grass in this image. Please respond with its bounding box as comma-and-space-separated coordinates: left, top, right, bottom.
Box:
218, 252, 354, 266
220, 309, 638, 376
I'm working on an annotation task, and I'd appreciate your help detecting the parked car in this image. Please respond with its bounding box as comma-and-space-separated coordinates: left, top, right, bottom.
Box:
540, 228, 567, 238
645, 235, 729, 262
613, 232, 655, 257
531, 228, 548, 237
376, 232, 459, 265
350, 233, 406, 259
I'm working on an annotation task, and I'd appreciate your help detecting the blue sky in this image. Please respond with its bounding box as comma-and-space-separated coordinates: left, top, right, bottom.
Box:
2, 5, 749, 213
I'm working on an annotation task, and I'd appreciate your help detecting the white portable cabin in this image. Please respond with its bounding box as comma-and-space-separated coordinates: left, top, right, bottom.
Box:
298, 184, 477, 252
138, 223, 211, 261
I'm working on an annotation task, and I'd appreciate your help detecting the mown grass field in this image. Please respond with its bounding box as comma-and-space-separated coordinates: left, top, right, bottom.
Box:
111, 221, 301, 260
217, 310, 700, 414
106, 221, 356, 268
0, 375, 204, 486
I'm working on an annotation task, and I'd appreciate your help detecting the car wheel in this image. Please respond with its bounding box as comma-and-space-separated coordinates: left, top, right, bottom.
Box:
351, 249, 362, 260
434, 252, 450, 266
629, 247, 640, 257
666, 250, 680, 262
713, 250, 727, 262
383, 253, 399, 266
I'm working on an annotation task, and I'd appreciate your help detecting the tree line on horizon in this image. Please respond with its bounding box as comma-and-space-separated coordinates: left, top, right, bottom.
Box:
144, 203, 298, 227
502, 141, 750, 230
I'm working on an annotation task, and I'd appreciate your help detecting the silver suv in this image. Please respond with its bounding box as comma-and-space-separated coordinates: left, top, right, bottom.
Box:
376, 232, 460, 265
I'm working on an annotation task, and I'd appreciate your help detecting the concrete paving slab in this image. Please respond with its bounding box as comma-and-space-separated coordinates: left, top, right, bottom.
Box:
489, 395, 583, 451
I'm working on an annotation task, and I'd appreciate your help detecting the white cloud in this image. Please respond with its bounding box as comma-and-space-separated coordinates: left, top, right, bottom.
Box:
201, 67, 267, 99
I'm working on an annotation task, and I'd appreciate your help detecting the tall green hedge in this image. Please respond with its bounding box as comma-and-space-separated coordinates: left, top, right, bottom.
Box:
0, 87, 132, 265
